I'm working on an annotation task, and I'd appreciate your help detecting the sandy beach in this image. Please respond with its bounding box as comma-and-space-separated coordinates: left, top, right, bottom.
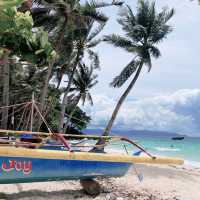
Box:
0, 164, 199, 200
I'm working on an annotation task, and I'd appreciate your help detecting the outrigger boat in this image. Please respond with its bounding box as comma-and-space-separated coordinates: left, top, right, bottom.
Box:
0, 96, 184, 184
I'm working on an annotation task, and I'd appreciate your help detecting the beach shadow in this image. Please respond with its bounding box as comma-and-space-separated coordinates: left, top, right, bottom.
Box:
0, 189, 86, 200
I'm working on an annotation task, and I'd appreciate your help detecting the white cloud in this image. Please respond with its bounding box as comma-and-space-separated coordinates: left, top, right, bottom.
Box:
83, 89, 200, 136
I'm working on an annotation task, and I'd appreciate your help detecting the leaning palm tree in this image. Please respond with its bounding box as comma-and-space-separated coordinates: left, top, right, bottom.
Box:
58, 1, 124, 132
102, 0, 174, 137
64, 62, 98, 131
30, 0, 123, 131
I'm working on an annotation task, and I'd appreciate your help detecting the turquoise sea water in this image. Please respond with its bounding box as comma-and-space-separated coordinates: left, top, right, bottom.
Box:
104, 136, 200, 167
138, 137, 200, 164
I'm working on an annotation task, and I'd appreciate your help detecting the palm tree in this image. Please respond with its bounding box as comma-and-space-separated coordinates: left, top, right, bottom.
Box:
55, 20, 106, 89
71, 62, 98, 106
57, 1, 123, 132
102, 0, 174, 137
30, 0, 122, 131
58, 18, 108, 131
64, 62, 98, 131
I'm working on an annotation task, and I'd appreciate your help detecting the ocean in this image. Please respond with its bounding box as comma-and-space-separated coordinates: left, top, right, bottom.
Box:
104, 135, 200, 167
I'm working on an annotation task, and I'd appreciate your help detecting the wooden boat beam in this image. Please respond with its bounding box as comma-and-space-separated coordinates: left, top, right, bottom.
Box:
0, 129, 154, 158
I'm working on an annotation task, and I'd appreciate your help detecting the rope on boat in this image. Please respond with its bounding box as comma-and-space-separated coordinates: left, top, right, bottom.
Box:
34, 103, 155, 159
17, 103, 31, 130
0, 103, 31, 123
0, 98, 73, 151
33, 103, 53, 134
32, 103, 72, 151
0, 102, 29, 110
36, 101, 90, 125
0, 97, 154, 157
35, 100, 152, 156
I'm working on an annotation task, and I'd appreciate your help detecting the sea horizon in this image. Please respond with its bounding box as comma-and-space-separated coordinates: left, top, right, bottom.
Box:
84, 128, 200, 167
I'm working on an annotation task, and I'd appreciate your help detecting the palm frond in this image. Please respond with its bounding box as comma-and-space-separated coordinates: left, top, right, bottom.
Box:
87, 22, 105, 41
145, 1, 155, 35
88, 79, 98, 88
144, 52, 152, 72
148, 7, 174, 43
89, 0, 124, 8
162, 7, 175, 23
117, 5, 137, 34
86, 93, 93, 105
87, 49, 100, 69
149, 24, 172, 43
104, 34, 136, 52
81, 92, 87, 106
127, 24, 147, 42
87, 39, 102, 48
72, 61, 98, 106
110, 59, 140, 88
137, 0, 151, 28
149, 45, 161, 58
81, 2, 108, 23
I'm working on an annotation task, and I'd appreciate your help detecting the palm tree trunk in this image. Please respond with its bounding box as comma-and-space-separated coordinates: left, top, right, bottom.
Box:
63, 95, 81, 133
92, 62, 143, 151
36, 61, 53, 131
58, 53, 81, 132
40, 62, 53, 110
104, 62, 143, 135
1, 51, 10, 129
56, 77, 62, 89
58, 65, 77, 132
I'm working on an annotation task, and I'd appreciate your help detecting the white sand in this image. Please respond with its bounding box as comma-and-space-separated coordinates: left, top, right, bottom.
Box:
0, 164, 199, 200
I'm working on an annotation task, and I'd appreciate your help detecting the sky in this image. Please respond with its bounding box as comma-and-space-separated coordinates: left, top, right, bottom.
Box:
82, 0, 200, 137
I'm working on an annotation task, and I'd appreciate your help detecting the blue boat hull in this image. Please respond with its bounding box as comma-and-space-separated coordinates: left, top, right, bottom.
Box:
0, 156, 132, 184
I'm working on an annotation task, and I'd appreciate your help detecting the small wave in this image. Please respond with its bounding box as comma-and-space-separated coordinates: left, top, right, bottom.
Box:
184, 160, 200, 168
155, 147, 181, 152
105, 148, 127, 154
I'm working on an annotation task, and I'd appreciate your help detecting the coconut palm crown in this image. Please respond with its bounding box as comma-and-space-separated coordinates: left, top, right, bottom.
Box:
105, 0, 174, 88
99, 0, 174, 138
70, 62, 98, 106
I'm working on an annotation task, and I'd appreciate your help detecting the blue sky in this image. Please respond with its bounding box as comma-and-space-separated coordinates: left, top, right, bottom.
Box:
82, 0, 200, 136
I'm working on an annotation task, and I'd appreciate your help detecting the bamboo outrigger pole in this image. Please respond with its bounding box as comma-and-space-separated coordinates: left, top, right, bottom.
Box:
0, 129, 155, 158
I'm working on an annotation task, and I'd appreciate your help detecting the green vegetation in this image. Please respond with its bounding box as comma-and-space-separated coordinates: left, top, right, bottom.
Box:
0, 7, 56, 63
0, 0, 174, 137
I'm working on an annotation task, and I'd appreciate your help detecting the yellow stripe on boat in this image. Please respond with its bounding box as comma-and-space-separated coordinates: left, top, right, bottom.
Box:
0, 147, 184, 165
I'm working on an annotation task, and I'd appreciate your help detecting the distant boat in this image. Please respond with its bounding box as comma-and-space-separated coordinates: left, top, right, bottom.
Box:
171, 136, 184, 140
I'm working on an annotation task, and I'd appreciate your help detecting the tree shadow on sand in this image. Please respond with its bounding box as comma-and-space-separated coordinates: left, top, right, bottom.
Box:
0, 189, 88, 200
